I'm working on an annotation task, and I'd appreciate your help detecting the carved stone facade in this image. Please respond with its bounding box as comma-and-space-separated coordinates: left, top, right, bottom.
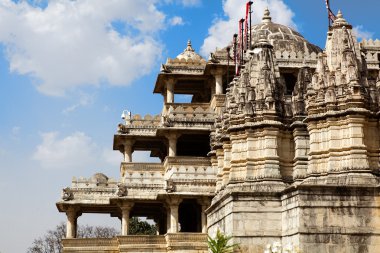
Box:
57, 8, 380, 253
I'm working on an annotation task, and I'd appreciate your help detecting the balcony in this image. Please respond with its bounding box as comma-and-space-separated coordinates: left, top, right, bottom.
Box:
62, 233, 208, 253
164, 156, 216, 194
162, 103, 215, 128
118, 156, 216, 195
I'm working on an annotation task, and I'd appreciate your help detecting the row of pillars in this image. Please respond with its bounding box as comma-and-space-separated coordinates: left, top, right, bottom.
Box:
123, 133, 179, 163
65, 199, 209, 238
164, 69, 224, 104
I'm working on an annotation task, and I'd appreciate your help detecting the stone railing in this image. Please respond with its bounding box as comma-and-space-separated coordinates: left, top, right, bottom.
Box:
71, 176, 118, 189
165, 233, 208, 251
120, 162, 165, 186
166, 57, 207, 66
118, 235, 167, 252
117, 114, 161, 135
162, 103, 215, 127
58, 174, 119, 203
62, 238, 118, 252
62, 234, 208, 253
164, 156, 216, 194
274, 50, 318, 68
360, 39, 380, 48
129, 114, 161, 127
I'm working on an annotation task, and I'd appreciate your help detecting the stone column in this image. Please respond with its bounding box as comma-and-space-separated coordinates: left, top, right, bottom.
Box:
166, 207, 171, 233
66, 208, 80, 239
167, 197, 181, 233
121, 203, 134, 235
167, 133, 179, 157
123, 140, 134, 163
166, 79, 175, 103
198, 198, 210, 233
292, 124, 309, 182
201, 205, 207, 233
211, 69, 224, 95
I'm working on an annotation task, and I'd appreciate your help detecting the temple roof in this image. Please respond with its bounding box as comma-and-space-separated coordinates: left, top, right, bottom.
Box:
175, 40, 204, 61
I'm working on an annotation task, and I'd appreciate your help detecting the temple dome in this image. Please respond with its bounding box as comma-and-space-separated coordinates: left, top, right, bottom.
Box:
176, 40, 204, 61
212, 8, 321, 58
250, 8, 321, 54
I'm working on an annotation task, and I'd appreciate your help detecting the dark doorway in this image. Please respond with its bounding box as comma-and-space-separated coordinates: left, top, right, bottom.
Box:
283, 73, 297, 95
176, 134, 210, 157
178, 199, 201, 232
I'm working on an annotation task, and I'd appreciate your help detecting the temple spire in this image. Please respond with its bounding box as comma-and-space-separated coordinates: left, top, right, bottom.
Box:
262, 7, 272, 24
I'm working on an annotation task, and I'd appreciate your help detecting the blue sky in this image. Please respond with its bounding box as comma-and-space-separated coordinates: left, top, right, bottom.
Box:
0, 0, 379, 252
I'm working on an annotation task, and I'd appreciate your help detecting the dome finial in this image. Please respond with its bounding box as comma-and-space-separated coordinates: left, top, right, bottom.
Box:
336, 10, 343, 19
332, 9, 350, 28
185, 39, 194, 52
262, 7, 272, 24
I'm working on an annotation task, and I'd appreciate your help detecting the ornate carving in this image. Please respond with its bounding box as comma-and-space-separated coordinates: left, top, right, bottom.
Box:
116, 183, 128, 197
62, 187, 73, 201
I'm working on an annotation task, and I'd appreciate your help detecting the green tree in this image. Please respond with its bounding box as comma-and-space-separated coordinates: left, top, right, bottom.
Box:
128, 217, 157, 235
208, 229, 239, 253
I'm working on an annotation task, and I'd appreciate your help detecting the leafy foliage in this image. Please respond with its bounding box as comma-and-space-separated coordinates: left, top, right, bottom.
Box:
207, 229, 239, 253
28, 218, 157, 253
27, 222, 119, 253
129, 217, 157, 235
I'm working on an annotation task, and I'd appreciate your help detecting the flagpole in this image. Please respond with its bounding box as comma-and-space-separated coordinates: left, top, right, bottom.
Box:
233, 34, 238, 76
226, 46, 230, 86
240, 18, 245, 68
249, 1, 253, 50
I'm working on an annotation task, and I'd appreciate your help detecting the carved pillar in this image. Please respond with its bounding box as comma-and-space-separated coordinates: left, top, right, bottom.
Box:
211, 69, 224, 95
170, 205, 179, 233
121, 203, 134, 235
123, 140, 135, 163
166, 206, 171, 233
66, 207, 80, 238
167, 133, 180, 157
167, 197, 181, 233
198, 198, 210, 233
292, 124, 309, 182
201, 205, 207, 233
166, 79, 175, 103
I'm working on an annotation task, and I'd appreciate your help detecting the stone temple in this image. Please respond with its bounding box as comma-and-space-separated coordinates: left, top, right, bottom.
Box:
56, 8, 380, 253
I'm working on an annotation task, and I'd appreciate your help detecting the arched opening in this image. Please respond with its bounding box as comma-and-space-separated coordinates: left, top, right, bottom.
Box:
178, 199, 201, 232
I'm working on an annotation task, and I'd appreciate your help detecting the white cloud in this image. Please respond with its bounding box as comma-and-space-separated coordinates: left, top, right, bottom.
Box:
32, 131, 98, 169
32, 131, 126, 170
165, 0, 201, 7
181, 0, 201, 7
102, 148, 123, 167
169, 16, 184, 26
62, 93, 95, 114
0, 0, 165, 96
200, 0, 296, 56
353, 25, 373, 41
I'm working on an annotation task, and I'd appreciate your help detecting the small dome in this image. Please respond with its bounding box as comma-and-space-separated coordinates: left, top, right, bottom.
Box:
176, 40, 204, 61
91, 173, 108, 186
